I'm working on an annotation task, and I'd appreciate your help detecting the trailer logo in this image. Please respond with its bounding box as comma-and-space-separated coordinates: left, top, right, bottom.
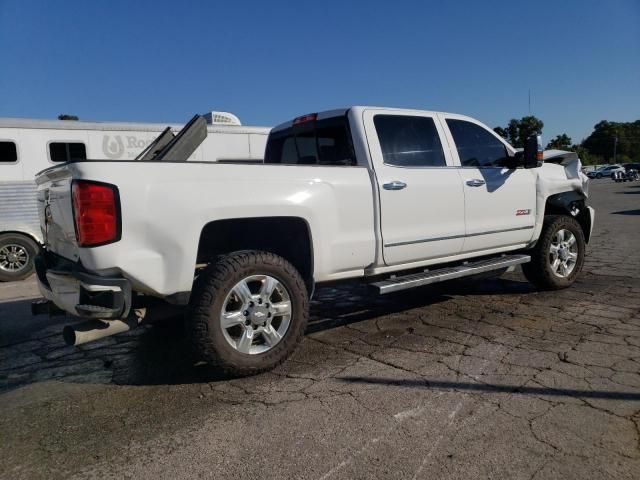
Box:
516, 209, 531, 216
102, 135, 125, 159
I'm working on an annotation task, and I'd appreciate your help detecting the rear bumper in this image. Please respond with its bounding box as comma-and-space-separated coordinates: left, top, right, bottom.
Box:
35, 253, 132, 319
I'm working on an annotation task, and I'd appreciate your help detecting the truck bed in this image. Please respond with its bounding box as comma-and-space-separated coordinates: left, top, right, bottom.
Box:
35, 160, 376, 297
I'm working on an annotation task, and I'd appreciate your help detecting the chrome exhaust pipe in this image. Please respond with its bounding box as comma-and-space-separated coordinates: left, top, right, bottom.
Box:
62, 305, 182, 346
63, 308, 147, 346
63, 316, 140, 346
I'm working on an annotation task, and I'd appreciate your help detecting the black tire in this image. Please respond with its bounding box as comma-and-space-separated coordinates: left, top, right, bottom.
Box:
0, 233, 39, 282
522, 215, 586, 290
596, 173, 602, 179
187, 250, 309, 377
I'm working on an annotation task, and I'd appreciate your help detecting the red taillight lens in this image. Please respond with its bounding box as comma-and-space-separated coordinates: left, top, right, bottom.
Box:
71, 181, 120, 247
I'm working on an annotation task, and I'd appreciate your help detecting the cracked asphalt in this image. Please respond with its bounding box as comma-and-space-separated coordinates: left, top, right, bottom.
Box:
1, 180, 639, 480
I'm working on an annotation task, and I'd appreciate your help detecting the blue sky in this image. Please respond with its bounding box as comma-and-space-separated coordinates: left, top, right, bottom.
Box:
1, 0, 638, 143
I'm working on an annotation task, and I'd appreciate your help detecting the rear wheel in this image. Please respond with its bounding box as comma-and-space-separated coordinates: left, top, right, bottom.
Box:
522, 215, 585, 290
187, 250, 309, 376
0, 234, 39, 282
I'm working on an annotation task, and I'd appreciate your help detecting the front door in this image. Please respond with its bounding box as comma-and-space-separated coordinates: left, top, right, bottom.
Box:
363, 109, 466, 266
440, 115, 536, 253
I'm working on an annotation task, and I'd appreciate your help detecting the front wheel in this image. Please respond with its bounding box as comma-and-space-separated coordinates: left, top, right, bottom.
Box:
187, 250, 309, 376
0, 233, 39, 282
522, 215, 586, 290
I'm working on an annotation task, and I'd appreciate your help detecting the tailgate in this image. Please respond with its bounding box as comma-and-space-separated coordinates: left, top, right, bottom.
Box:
36, 164, 80, 262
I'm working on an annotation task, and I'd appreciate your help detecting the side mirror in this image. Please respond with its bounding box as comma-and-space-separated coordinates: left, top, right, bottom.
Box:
523, 134, 543, 169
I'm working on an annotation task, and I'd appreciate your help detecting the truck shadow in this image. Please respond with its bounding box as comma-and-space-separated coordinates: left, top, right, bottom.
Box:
306, 276, 533, 334
337, 377, 640, 401
612, 209, 640, 215
477, 167, 515, 193
0, 276, 536, 390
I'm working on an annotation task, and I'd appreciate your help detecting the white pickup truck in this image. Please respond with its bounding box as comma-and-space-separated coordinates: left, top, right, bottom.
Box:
33, 107, 594, 375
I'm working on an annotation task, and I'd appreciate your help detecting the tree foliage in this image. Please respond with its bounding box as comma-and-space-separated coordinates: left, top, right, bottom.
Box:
494, 126, 508, 140
494, 116, 544, 148
546, 134, 572, 150
582, 120, 640, 162
58, 114, 79, 121
493, 114, 639, 165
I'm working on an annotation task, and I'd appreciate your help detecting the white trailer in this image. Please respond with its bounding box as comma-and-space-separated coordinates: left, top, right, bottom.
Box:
0, 112, 270, 281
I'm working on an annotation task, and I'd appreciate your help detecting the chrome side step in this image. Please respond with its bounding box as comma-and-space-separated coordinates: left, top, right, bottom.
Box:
371, 254, 530, 295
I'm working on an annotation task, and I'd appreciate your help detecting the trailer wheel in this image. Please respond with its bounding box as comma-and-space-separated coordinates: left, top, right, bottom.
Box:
522, 215, 585, 290
0, 234, 39, 282
187, 250, 309, 376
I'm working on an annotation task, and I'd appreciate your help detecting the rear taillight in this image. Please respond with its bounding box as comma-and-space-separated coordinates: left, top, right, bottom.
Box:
71, 181, 120, 247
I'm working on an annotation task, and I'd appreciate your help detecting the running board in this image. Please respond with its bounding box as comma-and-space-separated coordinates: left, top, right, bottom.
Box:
370, 254, 530, 295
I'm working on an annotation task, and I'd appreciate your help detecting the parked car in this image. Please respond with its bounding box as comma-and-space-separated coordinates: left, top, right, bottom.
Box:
616, 163, 640, 182
587, 164, 624, 179
32, 107, 594, 376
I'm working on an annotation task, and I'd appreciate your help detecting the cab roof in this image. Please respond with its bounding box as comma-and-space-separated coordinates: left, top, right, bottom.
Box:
271, 106, 463, 132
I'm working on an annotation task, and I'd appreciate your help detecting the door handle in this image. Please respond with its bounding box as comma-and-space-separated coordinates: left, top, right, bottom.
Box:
465, 179, 486, 187
383, 181, 407, 190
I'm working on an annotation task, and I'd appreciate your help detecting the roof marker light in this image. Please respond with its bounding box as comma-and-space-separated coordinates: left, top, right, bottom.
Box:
293, 113, 317, 125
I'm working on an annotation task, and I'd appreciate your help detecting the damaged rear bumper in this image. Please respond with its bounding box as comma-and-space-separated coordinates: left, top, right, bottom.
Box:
35, 252, 132, 320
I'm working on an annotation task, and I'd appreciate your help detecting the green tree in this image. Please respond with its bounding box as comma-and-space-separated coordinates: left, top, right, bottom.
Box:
517, 116, 544, 148
546, 134, 572, 150
58, 114, 79, 121
506, 119, 520, 146
495, 116, 544, 147
582, 120, 640, 162
494, 126, 508, 140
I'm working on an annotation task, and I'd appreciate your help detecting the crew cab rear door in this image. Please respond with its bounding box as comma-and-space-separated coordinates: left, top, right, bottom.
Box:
363, 109, 465, 266
439, 113, 536, 253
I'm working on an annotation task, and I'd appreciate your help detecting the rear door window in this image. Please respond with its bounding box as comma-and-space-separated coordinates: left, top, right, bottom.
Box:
373, 115, 446, 167
265, 116, 356, 166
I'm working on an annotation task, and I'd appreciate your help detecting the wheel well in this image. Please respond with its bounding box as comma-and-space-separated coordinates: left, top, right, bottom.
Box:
0, 231, 42, 247
543, 192, 592, 243
196, 217, 314, 290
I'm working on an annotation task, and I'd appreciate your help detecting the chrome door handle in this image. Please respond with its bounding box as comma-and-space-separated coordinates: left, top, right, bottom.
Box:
466, 179, 486, 187
383, 181, 407, 190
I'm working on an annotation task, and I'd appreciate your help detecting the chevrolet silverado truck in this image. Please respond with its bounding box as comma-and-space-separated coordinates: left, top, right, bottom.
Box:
33, 107, 594, 376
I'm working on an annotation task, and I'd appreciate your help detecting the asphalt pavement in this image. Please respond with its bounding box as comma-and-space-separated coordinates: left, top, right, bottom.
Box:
1, 180, 639, 479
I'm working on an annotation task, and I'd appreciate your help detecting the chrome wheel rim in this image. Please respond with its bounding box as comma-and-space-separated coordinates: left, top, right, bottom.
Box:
0, 244, 29, 273
549, 229, 578, 278
220, 275, 292, 355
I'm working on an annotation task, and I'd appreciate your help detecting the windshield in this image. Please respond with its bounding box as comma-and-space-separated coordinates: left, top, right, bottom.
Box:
265, 115, 356, 166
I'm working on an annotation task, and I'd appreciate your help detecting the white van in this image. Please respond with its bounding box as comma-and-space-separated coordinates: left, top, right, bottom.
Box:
0, 112, 270, 281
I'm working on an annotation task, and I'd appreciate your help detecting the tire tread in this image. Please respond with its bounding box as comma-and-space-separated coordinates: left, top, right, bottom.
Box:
522, 215, 585, 290
187, 250, 308, 377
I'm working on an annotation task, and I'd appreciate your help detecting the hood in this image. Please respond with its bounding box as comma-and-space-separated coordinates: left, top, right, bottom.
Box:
539, 149, 590, 197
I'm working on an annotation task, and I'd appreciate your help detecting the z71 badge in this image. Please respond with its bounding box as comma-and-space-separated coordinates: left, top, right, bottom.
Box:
516, 209, 531, 216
